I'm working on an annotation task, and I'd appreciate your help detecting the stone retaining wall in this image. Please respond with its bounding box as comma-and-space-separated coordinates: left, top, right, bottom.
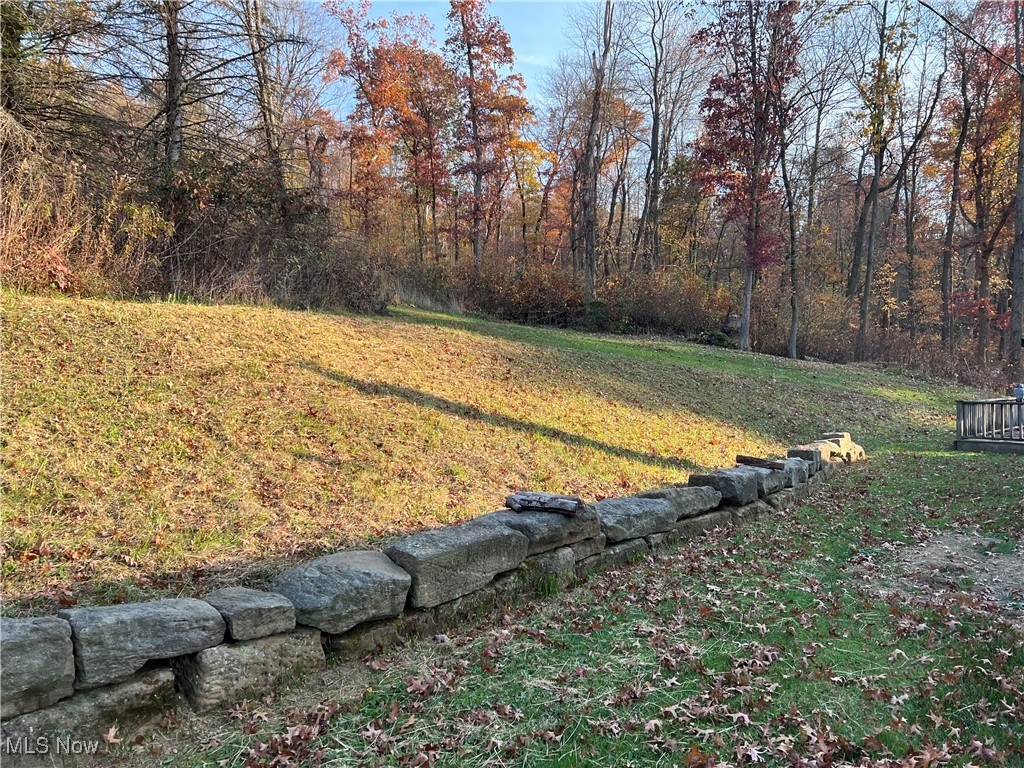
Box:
0, 432, 866, 765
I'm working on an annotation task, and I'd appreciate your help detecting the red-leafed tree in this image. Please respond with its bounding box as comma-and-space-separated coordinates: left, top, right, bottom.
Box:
695, 0, 800, 352
445, 0, 532, 268
327, 0, 455, 249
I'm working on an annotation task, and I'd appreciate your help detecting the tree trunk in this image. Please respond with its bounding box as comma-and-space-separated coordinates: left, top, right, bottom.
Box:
1010, 0, 1024, 376
580, 0, 613, 306
941, 79, 970, 352
164, 0, 184, 176
243, 0, 286, 222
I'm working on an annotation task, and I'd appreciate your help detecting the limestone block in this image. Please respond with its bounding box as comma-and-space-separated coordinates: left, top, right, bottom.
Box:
635, 485, 722, 519
523, 547, 576, 591
743, 466, 785, 498
821, 432, 853, 453
730, 499, 773, 525
764, 488, 796, 511
0, 617, 75, 719
271, 551, 410, 635
569, 535, 606, 562
173, 628, 325, 713
645, 531, 681, 552
203, 587, 295, 641
468, 507, 600, 554
0, 669, 175, 768
787, 446, 821, 474
811, 440, 843, 462
675, 510, 733, 541
600, 538, 650, 569
326, 620, 402, 661
58, 600, 225, 689
593, 497, 677, 543
687, 467, 759, 506
384, 524, 528, 609
791, 482, 810, 502
780, 458, 809, 488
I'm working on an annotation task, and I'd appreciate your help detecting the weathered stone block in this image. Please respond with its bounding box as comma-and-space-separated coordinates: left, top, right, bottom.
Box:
326, 619, 402, 660
468, 507, 600, 554
0, 669, 175, 768
687, 467, 758, 506
787, 446, 821, 474
675, 510, 733, 541
204, 587, 295, 641
601, 538, 650, 569
523, 547, 576, 591
811, 440, 843, 462
593, 497, 677, 543
174, 628, 325, 713
764, 488, 796, 511
645, 531, 680, 552
384, 524, 528, 609
59, 599, 225, 689
569, 535, 606, 562
780, 458, 809, 487
744, 466, 785, 498
271, 551, 410, 635
635, 485, 722, 519
730, 499, 773, 525
791, 482, 810, 502
821, 432, 853, 453
819, 460, 837, 481
1, 617, 75, 719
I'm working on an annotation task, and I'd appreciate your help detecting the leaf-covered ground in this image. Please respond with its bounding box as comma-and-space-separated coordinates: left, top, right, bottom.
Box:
2, 293, 991, 615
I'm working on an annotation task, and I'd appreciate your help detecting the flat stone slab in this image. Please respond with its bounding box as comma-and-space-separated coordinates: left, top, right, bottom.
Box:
384, 524, 528, 609
600, 538, 650, 569
635, 486, 722, 519
676, 510, 733, 540
204, 587, 295, 641
0, 669, 175, 768
688, 467, 759, 506
592, 497, 678, 543
59, 599, 225, 689
505, 492, 586, 516
743, 466, 784, 498
0, 617, 76, 719
271, 551, 411, 635
469, 507, 600, 554
174, 628, 325, 713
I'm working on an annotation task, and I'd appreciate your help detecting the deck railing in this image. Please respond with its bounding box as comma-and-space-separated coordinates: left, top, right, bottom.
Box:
955, 399, 1024, 444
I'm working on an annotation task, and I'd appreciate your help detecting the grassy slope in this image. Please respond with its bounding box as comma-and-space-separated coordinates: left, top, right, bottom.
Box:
0, 293, 1002, 617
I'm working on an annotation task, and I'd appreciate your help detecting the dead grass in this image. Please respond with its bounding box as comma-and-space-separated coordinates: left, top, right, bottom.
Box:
0, 293, 987, 615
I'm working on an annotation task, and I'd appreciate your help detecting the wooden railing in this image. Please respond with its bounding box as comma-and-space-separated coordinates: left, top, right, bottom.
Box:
956, 399, 1024, 445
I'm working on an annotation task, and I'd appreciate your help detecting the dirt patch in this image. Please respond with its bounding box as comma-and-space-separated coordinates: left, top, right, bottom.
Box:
871, 531, 1024, 628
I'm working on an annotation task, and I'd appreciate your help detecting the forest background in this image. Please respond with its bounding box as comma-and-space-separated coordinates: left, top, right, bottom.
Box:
2, 0, 1023, 384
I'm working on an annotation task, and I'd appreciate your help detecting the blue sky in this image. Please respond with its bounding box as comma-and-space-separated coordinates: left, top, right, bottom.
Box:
369, 1, 577, 97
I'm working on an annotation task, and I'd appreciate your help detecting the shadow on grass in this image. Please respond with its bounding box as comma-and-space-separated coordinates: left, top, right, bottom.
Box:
300, 361, 704, 473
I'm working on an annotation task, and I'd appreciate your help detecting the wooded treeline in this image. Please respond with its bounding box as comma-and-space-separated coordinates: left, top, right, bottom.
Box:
2, 0, 1023, 381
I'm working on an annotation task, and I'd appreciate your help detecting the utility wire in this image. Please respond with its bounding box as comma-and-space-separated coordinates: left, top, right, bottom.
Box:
917, 0, 1023, 77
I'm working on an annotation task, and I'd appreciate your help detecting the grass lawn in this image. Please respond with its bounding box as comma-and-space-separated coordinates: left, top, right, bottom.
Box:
4, 292, 989, 616
2, 293, 1022, 765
